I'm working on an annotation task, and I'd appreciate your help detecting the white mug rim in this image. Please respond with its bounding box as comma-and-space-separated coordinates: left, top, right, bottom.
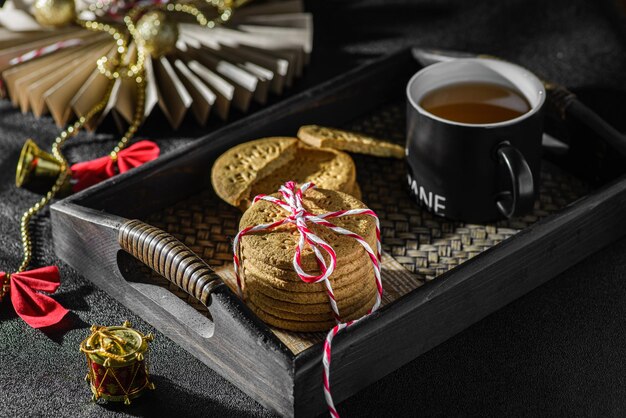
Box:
406, 58, 546, 128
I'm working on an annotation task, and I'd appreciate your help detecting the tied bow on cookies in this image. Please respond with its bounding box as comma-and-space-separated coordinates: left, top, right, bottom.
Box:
0, 266, 68, 328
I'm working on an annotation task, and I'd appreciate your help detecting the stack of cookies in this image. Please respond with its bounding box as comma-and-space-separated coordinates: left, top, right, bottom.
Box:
237, 187, 379, 332
211, 136, 360, 210
212, 126, 401, 331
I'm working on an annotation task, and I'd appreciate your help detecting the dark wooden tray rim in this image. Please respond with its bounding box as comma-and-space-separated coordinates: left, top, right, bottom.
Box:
50, 48, 626, 417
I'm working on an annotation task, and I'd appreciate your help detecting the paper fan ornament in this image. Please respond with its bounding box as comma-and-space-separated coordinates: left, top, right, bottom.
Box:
0, 0, 312, 130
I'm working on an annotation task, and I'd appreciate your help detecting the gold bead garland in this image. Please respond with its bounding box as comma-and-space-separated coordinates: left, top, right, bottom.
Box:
0, 273, 10, 301
111, 74, 146, 158
17, 79, 114, 272
77, 11, 146, 80
17, 74, 145, 273
164, 0, 233, 29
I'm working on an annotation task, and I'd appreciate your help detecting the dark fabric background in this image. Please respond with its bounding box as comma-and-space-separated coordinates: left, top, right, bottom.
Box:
2, 0, 626, 416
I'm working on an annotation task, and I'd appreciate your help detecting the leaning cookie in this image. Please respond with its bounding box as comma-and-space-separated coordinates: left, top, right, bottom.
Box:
351, 182, 363, 200
241, 145, 357, 209
211, 137, 298, 207
297, 125, 405, 159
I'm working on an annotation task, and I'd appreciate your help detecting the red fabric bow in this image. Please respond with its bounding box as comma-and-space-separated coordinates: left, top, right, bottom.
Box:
71, 140, 160, 192
0, 266, 68, 328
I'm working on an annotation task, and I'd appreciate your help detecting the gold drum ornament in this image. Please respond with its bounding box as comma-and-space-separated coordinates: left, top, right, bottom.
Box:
80, 321, 155, 404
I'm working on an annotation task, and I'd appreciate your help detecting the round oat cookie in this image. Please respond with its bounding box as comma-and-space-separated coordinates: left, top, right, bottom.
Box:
246, 301, 336, 332
246, 294, 376, 332
250, 291, 378, 323
241, 247, 369, 282
250, 302, 333, 322
243, 266, 375, 304
254, 293, 377, 323
211, 137, 298, 207
241, 248, 371, 284
244, 277, 377, 313
248, 285, 377, 321
242, 259, 373, 292
239, 187, 378, 271
240, 145, 357, 208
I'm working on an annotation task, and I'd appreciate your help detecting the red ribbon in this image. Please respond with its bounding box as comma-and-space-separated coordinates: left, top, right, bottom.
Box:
70, 140, 160, 192
0, 266, 68, 328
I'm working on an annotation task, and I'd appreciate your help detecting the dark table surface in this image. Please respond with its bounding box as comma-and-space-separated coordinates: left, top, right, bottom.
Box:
2, 0, 626, 416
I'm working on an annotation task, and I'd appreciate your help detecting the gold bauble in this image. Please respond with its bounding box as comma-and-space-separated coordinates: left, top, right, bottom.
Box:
33, 0, 76, 28
136, 11, 179, 58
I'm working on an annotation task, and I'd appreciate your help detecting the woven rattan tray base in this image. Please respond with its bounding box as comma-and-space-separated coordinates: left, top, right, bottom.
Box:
141, 102, 589, 354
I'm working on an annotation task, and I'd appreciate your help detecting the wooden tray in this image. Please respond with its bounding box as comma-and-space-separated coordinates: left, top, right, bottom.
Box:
50, 49, 626, 417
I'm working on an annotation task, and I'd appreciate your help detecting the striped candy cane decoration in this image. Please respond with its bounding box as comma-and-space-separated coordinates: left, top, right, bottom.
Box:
233, 181, 383, 417
9, 39, 83, 66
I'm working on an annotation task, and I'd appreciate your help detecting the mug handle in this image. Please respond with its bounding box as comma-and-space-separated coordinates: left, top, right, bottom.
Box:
496, 142, 534, 218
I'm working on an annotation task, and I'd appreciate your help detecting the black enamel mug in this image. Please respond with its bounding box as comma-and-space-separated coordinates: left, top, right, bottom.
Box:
406, 58, 545, 223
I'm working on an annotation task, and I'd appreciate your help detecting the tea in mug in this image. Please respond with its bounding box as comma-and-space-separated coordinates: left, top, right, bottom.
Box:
420, 82, 531, 124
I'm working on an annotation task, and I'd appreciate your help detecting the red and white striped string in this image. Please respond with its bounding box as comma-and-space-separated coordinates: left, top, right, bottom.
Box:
233, 181, 383, 417
9, 38, 83, 66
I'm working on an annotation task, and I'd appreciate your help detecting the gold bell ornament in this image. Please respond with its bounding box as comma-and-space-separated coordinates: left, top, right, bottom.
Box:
32, 0, 76, 28
15, 139, 72, 196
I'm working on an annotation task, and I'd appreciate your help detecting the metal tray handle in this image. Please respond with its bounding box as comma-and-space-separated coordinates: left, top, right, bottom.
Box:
118, 219, 224, 305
